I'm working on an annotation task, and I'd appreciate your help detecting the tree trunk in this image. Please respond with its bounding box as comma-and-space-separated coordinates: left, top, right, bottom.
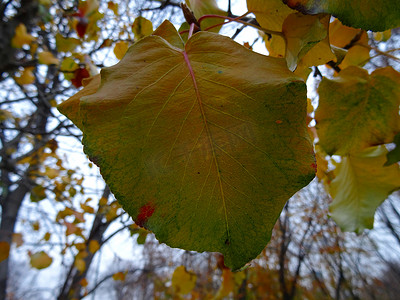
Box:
0, 183, 30, 299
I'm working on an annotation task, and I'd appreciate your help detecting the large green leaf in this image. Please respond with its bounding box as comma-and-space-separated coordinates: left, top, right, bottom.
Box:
283, 0, 400, 31
329, 146, 400, 233
315, 66, 400, 155
59, 20, 315, 270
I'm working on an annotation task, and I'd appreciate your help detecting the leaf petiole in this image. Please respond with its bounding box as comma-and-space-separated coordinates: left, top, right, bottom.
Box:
188, 22, 195, 39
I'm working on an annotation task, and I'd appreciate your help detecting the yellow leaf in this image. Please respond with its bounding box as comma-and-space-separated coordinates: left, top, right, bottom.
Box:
132, 16, 153, 41
14, 67, 35, 85
0, 242, 10, 262
32, 221, 40, 231
0, 109, 13, 122
215, 269, 235, 299
247, 0, 294, 31
30, 185, 46, 202
112, 271, 126, 281
264, 33, 285, 58
315, 147, 328, 181
171, 266, 196, 295
329, 146, 400, 232
374, 29, 391, 42
76, 250, 88, 260
56, 33, 80, 52
30, 251, 53, 269
80, 278, 89, 287
49, 99, 57, 107
11, 23, 35, 48
74, 258, 86, 273
45, 166, 59, 179
306, 98, 314, 114
99, 196, 108, 206
185, 0, 226, 32
81, 203, 95, 214
283, 13, 332, 71
88, 240, 100, 254
43, 232, 51, 241
247, 0, 294, 58
107, 1, 119, 14
113, 41, 129, 60
329, 19, 363, 48
339, 45, 370, 69
74, 242, 86, 251
38, 51, 60, 65
328, 19, 370, 69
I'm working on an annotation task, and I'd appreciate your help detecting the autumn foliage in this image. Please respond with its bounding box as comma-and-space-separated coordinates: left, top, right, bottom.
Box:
1, 0, 400, 299
59, 0, 400, 270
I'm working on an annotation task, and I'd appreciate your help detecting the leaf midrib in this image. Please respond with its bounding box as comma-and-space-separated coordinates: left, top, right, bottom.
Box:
182, 48, 231, 244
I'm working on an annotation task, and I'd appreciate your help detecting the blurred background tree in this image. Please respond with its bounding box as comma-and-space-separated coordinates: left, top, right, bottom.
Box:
1, 0, 400, 299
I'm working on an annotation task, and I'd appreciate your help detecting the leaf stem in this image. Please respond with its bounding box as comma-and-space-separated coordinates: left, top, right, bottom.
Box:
188, 22, 195, 39
198, 12, 284, 38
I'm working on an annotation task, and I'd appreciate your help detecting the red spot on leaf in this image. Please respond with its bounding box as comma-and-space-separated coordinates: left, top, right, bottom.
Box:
311, 163, 317, 173
135, 202, 156, 227
283, 0, 310, 14
275, 120, 283, 124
